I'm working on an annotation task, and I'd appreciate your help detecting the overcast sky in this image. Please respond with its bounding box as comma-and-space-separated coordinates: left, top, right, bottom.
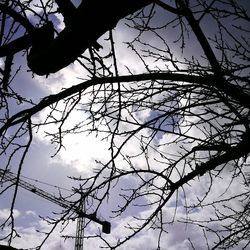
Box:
0, 1, 249, 249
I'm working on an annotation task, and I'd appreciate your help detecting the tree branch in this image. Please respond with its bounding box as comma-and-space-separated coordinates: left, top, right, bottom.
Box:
54, 0, 76, 26
0, 3, 35, 33
175, 132, 250, 188
177, 0, 250, 109
27, 0, 154, 75
155, 0, 181, 15
0, 72, 214, 135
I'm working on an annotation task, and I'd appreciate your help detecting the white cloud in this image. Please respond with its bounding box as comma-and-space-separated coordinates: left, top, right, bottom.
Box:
0, 58, 4, 68
0, 208, 21, 220
52, 132, 111, 173
25, 210, 37, 216
5, 218, 75, 250
33, 104, 111, 174
23, 1, 58, 25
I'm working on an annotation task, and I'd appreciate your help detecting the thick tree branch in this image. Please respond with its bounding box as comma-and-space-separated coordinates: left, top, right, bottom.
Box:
0, 22, 54, 57
27, 0, 154, 75
0, 245, 18, 250
0, 72, 214, 135
155, 0, 181, 15
175, 133, 250, 188
1, 71, 249, 136
0, 3, 35, 33
54, 0, 76, 26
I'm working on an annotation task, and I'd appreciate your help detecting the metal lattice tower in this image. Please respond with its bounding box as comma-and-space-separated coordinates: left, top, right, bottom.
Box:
75, 193, 85, 250
75, 215, 85, 249
0, 169, 111, 249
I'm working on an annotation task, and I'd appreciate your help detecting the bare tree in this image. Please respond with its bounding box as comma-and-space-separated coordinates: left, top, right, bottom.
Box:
0, 0, 249, 249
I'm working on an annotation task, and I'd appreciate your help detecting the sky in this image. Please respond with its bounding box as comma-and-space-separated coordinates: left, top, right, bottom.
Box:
0, 0, 250, 249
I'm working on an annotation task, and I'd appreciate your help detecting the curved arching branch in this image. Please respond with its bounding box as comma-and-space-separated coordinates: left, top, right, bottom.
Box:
0, 72, 213, 136
2, 69, 250, 137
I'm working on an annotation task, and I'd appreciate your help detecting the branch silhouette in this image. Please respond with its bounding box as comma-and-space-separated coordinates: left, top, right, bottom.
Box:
0, 1, 249, 248
0, 72, 213, 135
0, 0, 153, 75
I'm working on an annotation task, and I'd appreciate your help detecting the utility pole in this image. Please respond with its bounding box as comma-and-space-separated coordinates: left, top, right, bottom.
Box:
0, 169, 111, 249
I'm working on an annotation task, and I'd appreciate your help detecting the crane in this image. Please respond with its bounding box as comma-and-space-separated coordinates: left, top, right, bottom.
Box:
0, 169, 111, 249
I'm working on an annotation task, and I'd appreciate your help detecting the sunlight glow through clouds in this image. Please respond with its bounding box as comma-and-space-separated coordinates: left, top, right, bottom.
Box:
26, 51, 235, 248
53, 133, 111, 173
33, 100, 112, 173
30, 27, 154, 175
33, 65, 85, 95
